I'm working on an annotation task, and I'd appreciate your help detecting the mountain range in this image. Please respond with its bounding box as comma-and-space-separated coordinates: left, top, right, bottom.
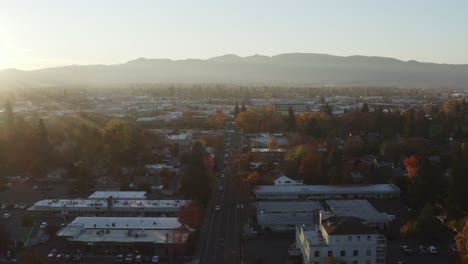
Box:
1, 53, 467, 88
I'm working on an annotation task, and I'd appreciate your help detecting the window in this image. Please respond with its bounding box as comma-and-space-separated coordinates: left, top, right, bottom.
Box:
353, 250, 359, 256
328, 251, 333, 256
366, 260, 371, 264
357, 236, 360, 241
348, 236, 352, 241
314, 251, 320, 257
367, 235, 371, 241
340, 250, 346, 257
366, 249, 371, 256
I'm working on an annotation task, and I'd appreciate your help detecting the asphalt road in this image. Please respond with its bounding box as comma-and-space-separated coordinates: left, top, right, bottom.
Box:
200, 129, 248, 264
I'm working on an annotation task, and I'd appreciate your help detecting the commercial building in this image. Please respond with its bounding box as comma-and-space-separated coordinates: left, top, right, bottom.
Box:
273, 100, 309, 114
256, 201, 323, 231
27, 198, 188, 217
254, 184, 400, 200
296, 211, 386, 264
57, 217, 190, 254
326, 200, 393, 229
88, 191, 147, 200
251, 148, 287, 162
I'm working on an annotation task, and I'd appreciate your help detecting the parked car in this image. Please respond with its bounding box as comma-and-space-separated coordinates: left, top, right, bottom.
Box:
215, 205, 220, 212
72, 253, 83, 261
40, 222, 48, 228
419, 244, 429, 254
151, 255, 160, 263
400, 245, 414, 255
115, 254, 124, 263
218, 187, 224, 192
135, 255, 142, 263
2, 213, 11, 219
427, 245, 438, 254
47, 254, 55, 260
449, 242, 457, 252
125, 254, 134, 263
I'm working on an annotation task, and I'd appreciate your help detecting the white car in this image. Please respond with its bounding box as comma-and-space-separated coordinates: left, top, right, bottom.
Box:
427, 245, 438, 254
40, 222, 48, 228
19, 204, 26, 209
2, 213, 11, 219
152, 255, 160, 263
215, 205, 221, 211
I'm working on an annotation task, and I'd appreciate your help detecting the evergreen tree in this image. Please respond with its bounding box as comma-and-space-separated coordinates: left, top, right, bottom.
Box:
4, 100, 14, 133
361, 102, 370, 113
233, 101, 240, 117
323, 103, 333, 116
240, 101, 247, 112
287, 106, 297, 131
404, 109, 415, 137
303, 118, 323, 138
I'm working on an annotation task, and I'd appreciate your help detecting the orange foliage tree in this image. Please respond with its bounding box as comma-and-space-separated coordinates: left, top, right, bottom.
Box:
455, 220, 468, 262
403, 155, 422, 180
178, 201, 203, 229
243, 171, 261, 185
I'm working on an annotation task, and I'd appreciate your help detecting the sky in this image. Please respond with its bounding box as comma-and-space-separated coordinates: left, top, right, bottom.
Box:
1, 0, 467, 70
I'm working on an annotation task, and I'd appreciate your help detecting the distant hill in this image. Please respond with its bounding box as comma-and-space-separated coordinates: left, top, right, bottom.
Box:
1, 53, 468, 88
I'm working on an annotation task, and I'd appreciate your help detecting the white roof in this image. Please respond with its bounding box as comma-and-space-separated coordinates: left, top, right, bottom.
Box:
256, 201, 323, 226
57, 217, 189, 244
69, 216, 182, 230
257, 201, 322, 213
88, 191, 147, 200
28, 199, 188, 213
254, 184, 400, 195
326, 200, 392, 224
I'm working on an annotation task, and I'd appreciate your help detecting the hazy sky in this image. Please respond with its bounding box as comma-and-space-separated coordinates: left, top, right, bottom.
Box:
1, 0, 467, 70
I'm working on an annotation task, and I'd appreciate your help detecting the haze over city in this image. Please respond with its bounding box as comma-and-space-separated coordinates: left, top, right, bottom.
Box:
1, 0, 468, 70
0, 1, 468, 264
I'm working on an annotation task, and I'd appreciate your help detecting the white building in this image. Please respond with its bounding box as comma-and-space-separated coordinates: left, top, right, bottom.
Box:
326, 200, 393, 229
57, 217, 190, 251
254, 184, 400, 200
296, 211, 386, 264
88, 191, 147, 200
274, 175, 304, 186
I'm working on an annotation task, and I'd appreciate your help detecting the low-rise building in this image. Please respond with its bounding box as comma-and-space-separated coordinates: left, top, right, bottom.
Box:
28, 198, 188, 217
254, 184, 400, 200
326, 200, 393, 229
296, 211, 386, 264
88, 191, 147, 200
57, 217, 189, 254
256, 201, 323, 231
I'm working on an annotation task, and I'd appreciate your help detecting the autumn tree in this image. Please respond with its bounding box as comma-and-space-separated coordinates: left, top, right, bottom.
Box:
300, 153, 324, 185
343, 136, 365, 157
400, 204, 438, 240
233, 101, 240, 117
234, 110, 259, 132
243, 171, 261, 185
240, 101, 247, 112
403, 156, 422, 180
259, 105, 285, 131
455, 220, 468, 263
267, 136, 279, 149
178, 201, 203, 229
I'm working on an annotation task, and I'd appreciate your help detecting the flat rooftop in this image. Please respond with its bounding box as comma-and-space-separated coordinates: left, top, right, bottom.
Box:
28, 199, 188, 212
299, 225, 327, 246
326, 200, 392, 224
257, 201, 322, 213
57, 217, 189, 244
251, 148, 287, 153
88, 191, 147, 200
254, 184, 400, 195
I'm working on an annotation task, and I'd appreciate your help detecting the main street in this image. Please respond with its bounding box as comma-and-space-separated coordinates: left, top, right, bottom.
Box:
199, 129, 248, 264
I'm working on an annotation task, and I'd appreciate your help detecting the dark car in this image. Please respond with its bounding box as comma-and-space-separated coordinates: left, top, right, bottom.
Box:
400, 245, 414, 255
419, 244, 429, 254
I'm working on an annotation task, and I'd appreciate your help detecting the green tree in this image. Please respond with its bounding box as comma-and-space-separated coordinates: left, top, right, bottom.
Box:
303, 118, 323, 138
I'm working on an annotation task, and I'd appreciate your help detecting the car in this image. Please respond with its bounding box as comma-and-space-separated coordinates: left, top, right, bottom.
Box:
19, 204, 26, 209
215, 205, 220, 211
135, 255, 142, 263
223, 161, 228, 165
115, 254, 124, 263
449, 242, 457, 252
47, 254, 55, 260
33, 185, 39, 190
419, 244, 429, 254
2, 213, 11, 219
224, 154, 228, 158
221, 173, 225, 178
400, 245, 414, 255
427, 245, 438, 254
56, 253, 65, 260
40, 222, 48, 228
72, 253, 83, 261
13, 204, 19, 209
124, 254, 134, 263
1, 204, 6, 209
218, 187, 224, 191
151, 255, 160, 263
